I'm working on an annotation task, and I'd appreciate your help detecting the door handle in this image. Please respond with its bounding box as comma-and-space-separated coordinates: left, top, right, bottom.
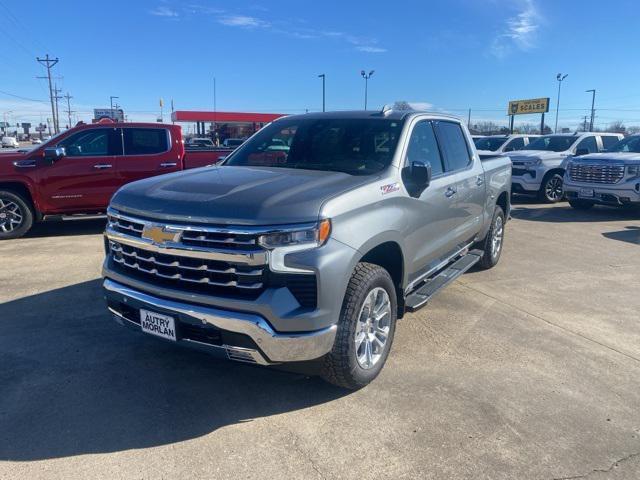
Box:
13, 159, 37, 168
445, 187, 457, 198
160, 162, 177, 168
476, 175, 484, 186
93, 164, 112, 169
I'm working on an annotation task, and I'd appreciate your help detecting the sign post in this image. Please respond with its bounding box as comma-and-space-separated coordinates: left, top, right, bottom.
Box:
507, 97, 550, 134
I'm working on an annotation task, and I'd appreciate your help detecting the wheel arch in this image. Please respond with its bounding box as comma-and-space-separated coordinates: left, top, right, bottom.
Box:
0, 181, 37, 216
358, 240, 406, 318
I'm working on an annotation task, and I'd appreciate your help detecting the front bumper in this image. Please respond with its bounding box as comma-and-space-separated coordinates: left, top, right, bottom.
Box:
103, 278, 337, 365
564, 179, 640, 206
511, 169, 543, 193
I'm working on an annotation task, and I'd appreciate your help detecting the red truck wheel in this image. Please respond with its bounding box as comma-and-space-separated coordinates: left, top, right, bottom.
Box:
0, 190, 34, 240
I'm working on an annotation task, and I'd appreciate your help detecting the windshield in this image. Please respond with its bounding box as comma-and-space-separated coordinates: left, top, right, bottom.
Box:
526, 135, 578, 152
606, 136, 640, 153
474, 137, 508, 151
225, 117, 404, 175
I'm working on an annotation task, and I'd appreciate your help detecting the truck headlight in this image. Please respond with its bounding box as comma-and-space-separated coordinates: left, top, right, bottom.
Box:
260, 219, 331, 274
259, 219, 331, 249
627, 165, 640, 177
523, 158, 541, 168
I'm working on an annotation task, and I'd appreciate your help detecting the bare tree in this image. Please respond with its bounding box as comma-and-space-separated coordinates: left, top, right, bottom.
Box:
605, 121, 626, 134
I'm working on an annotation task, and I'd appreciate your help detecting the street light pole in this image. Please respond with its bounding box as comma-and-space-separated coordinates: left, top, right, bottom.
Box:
554, 73, 568, 133
361, 70, 375, 110
110, 96, 119, 120
586, 89, 596, 132
318, 74, 326, 112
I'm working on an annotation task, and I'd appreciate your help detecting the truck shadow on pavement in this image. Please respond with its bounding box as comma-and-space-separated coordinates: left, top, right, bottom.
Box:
0, 279, 348, 461
510, 202, 640, 223
25, 218, 107, 238
602, 226, 640, 245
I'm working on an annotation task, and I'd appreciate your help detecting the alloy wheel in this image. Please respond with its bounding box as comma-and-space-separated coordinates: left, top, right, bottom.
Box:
545, 175, 564, 202
354, 287, 392, 369
0, 197, 24, 233
491, 215, 504, 259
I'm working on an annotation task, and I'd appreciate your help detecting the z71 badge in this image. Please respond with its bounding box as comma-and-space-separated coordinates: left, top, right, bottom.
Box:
380, 183, 400, 195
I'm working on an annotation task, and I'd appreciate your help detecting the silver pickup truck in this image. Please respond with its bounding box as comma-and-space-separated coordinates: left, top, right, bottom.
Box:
102, 109, 512, 389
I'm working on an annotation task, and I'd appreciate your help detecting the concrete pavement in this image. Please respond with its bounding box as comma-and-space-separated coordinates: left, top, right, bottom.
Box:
1, 201, 639, 479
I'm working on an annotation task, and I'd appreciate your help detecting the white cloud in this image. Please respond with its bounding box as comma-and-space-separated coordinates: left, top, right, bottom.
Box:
490, 0, 541, 58
149, 6, 179, 17
218, 15, 270, 28
356, 46, 387, 53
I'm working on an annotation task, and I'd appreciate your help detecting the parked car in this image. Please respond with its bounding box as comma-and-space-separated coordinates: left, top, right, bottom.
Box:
1, 136, 19, 149
0, 121, 233, 239
31, 138, 43, 145
508, 132, 623, 202
185, 137, 215, 148
474, 134, 539, 157
222, 138, 244, 148
101, 109, 512, 389
564, 134, 640, 209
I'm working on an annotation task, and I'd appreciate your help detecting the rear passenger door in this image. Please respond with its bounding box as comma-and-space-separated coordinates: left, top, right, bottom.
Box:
117, 127, 180, 186
434, 121, 485, 247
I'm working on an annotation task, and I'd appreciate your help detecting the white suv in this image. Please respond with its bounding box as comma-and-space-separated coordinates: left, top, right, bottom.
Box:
474, 134, 539, 157
508, 132, 623, 202
1, 136, 19, 149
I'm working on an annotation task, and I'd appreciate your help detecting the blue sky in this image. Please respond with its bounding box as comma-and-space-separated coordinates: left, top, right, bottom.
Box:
1, 0, 639, 130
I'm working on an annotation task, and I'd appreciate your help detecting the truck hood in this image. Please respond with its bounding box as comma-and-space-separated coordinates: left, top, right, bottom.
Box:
507, 150, 567, 162
571, 152, 640, 164
110, 165, 376, 226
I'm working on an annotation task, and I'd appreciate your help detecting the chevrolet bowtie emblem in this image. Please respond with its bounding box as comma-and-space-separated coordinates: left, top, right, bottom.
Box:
141, 225, 181, 245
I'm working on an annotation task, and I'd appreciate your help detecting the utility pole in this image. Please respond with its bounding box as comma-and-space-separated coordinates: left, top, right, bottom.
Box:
361, 70, 375, 110
64, 93, 73, 129
586, 89, 596, 132
54, 84, 62, 132
110, 96, 119, 120
582, 115, 588, 132
318, 74, 326, 112
467, 108, 471, 126
554, 73, 568, 133
213, 76, 217, 130
36, 54, 59, 134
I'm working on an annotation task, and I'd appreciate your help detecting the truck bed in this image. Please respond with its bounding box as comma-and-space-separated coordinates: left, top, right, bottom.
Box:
183, 148, 233, 169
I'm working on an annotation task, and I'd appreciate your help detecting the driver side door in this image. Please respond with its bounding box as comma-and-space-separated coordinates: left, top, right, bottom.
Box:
38, 127, 122, 212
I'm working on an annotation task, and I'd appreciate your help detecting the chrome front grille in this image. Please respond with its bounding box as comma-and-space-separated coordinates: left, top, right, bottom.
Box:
568, 163, 624, 184
110, 241, 264, 289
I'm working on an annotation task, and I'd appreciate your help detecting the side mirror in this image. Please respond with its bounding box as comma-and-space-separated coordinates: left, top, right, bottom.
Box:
411, 161, 432, 188
575, 148, 589, 157
43, 147, 65, 164
402, 160, 432, 198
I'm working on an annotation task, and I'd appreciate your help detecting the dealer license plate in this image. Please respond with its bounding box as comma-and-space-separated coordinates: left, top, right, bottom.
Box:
139, 309, 177, 341
579, 188, 594, 198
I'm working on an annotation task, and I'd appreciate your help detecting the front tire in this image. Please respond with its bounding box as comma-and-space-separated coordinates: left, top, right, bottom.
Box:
568, 199, 595, 210
0, 190, 34, 239
477, 206, 505, 270
321, 263, 397, 389
538, 172, 565, 203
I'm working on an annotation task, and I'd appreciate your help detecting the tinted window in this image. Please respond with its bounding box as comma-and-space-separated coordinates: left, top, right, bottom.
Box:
607, 136, 640, 153
601, 136, 621, 150
527, 135, 579, 152
226, 117, 404, 175
406, 121, 444, 176
576, 136, 598, 154
474, 137, 508, 152
504, 137, 525, 152
435, 122, 471, 171
123, 128, 169, 155
59, 129, 112, 157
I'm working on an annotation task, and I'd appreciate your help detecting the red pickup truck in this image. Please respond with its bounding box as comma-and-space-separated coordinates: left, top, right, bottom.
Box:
0, 121, 232, 239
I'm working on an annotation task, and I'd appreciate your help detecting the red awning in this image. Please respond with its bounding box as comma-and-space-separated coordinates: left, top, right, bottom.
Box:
171, 111, 285, 123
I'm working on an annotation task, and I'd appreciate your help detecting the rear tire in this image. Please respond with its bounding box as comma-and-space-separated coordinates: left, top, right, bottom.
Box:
538, 172, 565, 203
321, 263, 397, 390
0, 190, 34, 239
477, 206, 505, 270
568, 199, 595, 210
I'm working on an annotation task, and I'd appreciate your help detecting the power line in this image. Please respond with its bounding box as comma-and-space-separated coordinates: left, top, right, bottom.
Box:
0, 89, 48, 103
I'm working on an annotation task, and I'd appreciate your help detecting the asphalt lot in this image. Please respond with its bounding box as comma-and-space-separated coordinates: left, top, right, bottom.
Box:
1, 200, 639, 480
